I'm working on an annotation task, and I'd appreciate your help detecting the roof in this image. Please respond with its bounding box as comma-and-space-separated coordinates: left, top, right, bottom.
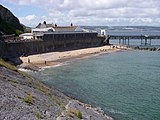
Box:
36, 23, 54, 28
44, 31, 97, 35
54, 26, 78, 31
32, 27, 55, 32
35, 22, 80, 31
19, 33, 33, 37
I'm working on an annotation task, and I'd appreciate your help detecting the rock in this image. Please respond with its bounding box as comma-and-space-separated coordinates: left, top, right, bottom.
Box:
57, 100, 114, 120
18, 63, 40, 71
0, 66, 70, 120
0, 61, 113, 120
0, 5, 23, 34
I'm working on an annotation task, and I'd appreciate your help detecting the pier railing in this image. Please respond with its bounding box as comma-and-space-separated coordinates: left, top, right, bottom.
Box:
107, 35, 160, 45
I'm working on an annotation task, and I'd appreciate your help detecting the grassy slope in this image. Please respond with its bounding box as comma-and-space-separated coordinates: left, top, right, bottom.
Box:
0, 58, 66, 109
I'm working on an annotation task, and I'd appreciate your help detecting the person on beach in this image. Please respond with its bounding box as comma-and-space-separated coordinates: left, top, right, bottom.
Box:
45, 61, 47, 65
28, 58, 30, 63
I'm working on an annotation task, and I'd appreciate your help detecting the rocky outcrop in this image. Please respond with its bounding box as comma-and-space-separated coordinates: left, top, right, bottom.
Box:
0, 61, 70, 120
0, 4, 23, 34
57, 100, 113, 120
0, 60, 113, 120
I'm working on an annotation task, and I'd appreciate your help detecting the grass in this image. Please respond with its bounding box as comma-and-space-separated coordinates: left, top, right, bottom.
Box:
0, 59, 18, 71
35, 112, 42, 119
0, 58, 65, 110
0, 58, 33, 80
68, 109, 83, 119
24, 92, 33, 105
34, 81, 65, 110
76, 111, 82, 119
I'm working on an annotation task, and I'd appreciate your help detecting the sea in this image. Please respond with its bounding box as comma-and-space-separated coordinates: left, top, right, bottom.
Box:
28, 27, 160, 120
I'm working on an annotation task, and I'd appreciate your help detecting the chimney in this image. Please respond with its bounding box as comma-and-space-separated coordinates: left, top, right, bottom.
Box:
43, 21, 46, 24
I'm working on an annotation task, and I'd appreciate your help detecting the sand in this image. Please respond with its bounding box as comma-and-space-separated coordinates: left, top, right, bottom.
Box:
20, 45, 128, 68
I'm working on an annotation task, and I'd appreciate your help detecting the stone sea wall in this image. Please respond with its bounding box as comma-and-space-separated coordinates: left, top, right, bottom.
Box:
0, 33, 106, 58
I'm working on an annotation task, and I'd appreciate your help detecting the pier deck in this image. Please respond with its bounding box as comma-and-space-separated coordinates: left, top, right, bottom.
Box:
107, 35, 160, 45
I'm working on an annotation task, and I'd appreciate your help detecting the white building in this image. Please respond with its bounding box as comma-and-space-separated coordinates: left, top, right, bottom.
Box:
19, 33, 33, 40
32, 27, 55, 33
95, 28, 107, 36
19, 22, 88, 40
35, 21, 84, 32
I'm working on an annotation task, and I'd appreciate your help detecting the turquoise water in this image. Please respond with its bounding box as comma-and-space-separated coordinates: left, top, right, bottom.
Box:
30, 50, 160, 120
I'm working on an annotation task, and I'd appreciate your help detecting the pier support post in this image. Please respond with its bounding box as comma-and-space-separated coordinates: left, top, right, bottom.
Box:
119, 38, 121, 44
123, 38, 125, 45
149, 38, 151, 46
145, 38, 147, 46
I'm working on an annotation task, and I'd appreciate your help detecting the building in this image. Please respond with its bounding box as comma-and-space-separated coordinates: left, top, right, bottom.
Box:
32, 27, 55, 33
19, 22, 87, 40
95, 28, 107, 36
19, 33, 34, 40
35, 21, 83, 32
2, 21, 108, 57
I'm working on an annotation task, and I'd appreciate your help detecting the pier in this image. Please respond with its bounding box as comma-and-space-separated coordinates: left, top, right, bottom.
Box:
107, 35, 160, 46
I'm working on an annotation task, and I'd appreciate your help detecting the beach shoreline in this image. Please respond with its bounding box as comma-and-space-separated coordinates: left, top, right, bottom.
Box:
20, 45, 130, 70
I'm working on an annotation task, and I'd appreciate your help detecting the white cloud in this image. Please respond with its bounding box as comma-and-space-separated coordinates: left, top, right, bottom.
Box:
25, 15, 37, 21
19, 15, 47, 27
5, 0, 160, 26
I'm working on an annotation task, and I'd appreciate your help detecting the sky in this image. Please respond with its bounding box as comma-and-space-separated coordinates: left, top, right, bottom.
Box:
1, 0, 160, 27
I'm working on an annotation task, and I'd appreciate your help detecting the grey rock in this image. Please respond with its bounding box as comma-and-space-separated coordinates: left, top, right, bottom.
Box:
0, 66, 70, 120
0, 65, 113, 120
0, 5, 23, 31
57, 100, 114, 120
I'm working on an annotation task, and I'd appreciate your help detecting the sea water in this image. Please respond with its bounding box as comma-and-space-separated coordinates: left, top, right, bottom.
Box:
29, 50, 160, 120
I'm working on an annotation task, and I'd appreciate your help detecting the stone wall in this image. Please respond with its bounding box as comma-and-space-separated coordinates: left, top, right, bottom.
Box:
0, 32, 105, 58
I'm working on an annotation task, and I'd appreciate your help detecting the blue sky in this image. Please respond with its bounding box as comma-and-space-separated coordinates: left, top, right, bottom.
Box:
1, 0, 160, 27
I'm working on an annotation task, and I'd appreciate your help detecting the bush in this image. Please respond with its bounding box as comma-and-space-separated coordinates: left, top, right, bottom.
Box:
16, 29, 23, 35
24, 93, 33, 105
35, 112, 42, 119
76, 111, 82, 119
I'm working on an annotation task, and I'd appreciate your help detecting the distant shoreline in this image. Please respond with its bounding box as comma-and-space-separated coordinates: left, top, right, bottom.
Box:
20, 45, 130, 70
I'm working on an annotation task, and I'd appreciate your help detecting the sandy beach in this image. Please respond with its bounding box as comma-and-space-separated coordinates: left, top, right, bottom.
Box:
20, 45, 128, 68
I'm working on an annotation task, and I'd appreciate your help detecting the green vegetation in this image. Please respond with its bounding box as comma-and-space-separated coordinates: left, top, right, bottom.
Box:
34, 80, 65, 110
8, 79, 19, 84
0, 59, 65, 112
35, 112, 42, 119
23, 25, 31, 33
75, 111, 82, 119
0, 59, 18, 71
24, 92, 33, 105
16, 29, 23, 35
0, 59, 33, 79
0, 16, 23, 35
68, 109, 83, 119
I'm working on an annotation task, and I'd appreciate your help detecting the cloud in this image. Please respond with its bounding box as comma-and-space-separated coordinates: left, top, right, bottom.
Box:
19, 15, 49, 27
4, 0, 160, 26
